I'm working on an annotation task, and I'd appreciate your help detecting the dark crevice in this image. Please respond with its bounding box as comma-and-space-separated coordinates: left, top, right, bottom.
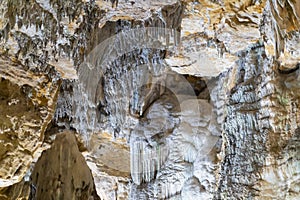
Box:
278, 63, 300, 74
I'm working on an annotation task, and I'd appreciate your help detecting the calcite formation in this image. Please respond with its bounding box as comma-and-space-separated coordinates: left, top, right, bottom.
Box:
263, 0, 300, 69
0, 0, 299, 199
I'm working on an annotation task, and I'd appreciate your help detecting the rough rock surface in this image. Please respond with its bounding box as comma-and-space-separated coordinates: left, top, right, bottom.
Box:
0, 0, 299, 199
0, 55, 60, 189
30, 131, 100, 200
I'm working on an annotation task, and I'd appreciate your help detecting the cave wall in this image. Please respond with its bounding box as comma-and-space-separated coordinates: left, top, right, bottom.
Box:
0, 0, 299, 199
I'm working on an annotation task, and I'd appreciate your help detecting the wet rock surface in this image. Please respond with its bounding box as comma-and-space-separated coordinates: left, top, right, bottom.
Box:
0, 0, 299, 199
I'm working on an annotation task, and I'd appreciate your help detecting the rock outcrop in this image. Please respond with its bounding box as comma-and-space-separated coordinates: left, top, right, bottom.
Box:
0, 55, 60, 190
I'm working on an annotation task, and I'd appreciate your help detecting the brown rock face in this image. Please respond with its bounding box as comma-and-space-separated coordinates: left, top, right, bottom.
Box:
30, 131, 99, 200
0, 55, 60, 189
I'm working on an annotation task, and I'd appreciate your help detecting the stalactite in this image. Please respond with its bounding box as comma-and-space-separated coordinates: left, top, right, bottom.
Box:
130, 140, 169, 185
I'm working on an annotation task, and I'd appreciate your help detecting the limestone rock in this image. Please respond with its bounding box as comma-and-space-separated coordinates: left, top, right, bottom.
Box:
30, 131, 100, 200
0, 55, 60, 189
262, 0, 300, 69
0, 0, 299, 199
